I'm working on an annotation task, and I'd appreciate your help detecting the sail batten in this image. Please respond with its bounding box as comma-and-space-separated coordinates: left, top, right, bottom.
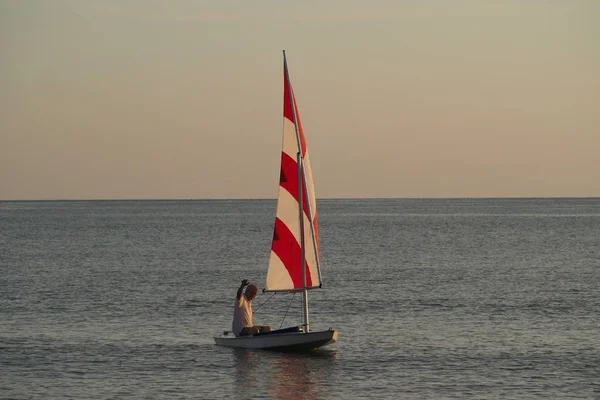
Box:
265, 53, 320, 292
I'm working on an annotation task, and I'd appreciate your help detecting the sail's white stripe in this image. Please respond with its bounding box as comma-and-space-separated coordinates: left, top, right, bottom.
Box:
266, 252, 294, 290
282, 118, 300, 159
276, 187, 301, 242
304, 219, 319, 286
303, 154, 318, 224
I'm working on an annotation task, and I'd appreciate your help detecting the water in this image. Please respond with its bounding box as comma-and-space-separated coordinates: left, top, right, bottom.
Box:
1, 198, 599, 399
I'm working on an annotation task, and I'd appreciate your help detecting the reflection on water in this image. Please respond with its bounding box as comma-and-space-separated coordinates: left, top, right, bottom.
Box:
233, 349, 338, 399
233, 350, 261, 393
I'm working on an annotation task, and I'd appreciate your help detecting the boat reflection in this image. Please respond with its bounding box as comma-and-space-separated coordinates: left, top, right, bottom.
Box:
233, 349, 338, 398
233, 350, 261, 392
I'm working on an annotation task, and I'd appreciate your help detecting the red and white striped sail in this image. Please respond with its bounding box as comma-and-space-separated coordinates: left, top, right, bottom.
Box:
265, 55, 321, 292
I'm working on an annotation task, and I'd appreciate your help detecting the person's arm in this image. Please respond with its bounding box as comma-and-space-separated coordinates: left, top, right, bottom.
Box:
236, 279, 249, 300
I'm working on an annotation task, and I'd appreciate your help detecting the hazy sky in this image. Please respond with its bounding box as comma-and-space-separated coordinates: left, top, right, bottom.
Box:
2, 0, 599, 200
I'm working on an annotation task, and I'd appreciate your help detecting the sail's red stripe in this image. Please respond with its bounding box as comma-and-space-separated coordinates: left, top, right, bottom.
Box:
283, 68, 294, 123
293, 91, 307, 156
271, 217, 313, 288
312, 214, 320, 254
279, 152, 310, 220
279, 152, 298, 202
283, 68, 307, 156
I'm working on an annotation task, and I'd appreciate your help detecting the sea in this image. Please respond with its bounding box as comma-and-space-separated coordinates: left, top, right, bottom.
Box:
1, 198, 599, 399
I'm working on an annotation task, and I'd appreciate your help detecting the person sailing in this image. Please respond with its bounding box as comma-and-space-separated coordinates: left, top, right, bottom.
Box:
232, 279, 272, 336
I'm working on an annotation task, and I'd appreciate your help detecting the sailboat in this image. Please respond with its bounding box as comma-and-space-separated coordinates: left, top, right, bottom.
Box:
214, 51, 338, 351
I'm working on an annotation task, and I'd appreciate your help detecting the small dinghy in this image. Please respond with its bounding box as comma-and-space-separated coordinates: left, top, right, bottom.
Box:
214, 51, 338, 351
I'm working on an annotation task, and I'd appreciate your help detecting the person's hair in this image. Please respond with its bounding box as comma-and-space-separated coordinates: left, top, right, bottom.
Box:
246, 284, 258, 293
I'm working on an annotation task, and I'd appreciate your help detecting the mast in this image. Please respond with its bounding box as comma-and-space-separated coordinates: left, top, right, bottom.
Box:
284, 50, 310, 332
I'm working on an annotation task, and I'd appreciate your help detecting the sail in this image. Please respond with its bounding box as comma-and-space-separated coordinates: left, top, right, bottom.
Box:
265, 55, 321, 292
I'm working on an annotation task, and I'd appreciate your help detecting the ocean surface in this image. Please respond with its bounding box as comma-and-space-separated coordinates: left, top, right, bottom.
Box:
1, 198, 599, 399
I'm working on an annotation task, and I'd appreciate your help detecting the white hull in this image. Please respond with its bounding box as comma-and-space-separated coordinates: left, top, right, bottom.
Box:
214, 329, 338, 351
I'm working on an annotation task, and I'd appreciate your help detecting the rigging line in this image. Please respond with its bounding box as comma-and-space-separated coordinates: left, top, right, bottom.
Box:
279, 292, 296, 329
253, 293, 276, 314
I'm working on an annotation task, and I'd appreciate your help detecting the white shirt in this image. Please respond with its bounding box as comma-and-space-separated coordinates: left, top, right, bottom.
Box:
232, 295, 252, 336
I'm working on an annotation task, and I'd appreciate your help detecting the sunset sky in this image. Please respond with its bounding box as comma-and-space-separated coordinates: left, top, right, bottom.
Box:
2, 0, 599, 200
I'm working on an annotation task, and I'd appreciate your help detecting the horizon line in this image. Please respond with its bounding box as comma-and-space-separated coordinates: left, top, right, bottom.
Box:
1, 196, 599, 202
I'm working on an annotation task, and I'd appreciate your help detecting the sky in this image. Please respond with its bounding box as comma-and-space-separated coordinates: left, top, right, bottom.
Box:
1, 0, 599, 200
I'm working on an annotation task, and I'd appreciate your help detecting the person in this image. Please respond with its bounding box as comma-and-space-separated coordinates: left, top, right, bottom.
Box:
232, 279, 272, 337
